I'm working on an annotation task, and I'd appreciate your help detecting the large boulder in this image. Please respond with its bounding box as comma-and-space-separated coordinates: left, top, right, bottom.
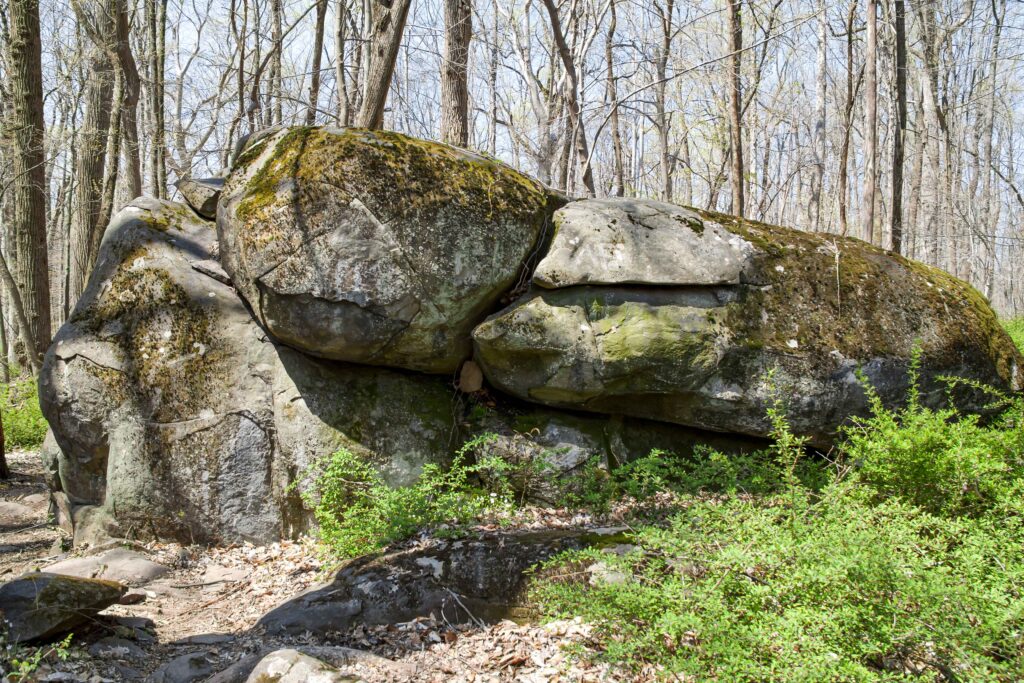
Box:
0, 572, 126, 642
217, 127, 557, 373
39, 199, 459, 545
474, 198, 1024, 444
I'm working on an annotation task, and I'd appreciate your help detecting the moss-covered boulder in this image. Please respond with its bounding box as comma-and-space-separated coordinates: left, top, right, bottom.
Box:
0, 572, 126, 642
39, 199, 459, 545
474, 198, 1024, 444
218, 126, 556, 374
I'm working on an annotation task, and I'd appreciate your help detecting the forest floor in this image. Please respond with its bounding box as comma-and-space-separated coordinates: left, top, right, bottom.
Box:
0, 452, 624, 682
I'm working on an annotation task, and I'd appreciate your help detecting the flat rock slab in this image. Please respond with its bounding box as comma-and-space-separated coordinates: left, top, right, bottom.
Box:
0, 501, 39, 529
45, 548, 170, 586
209, 646, 405, 683
146, 651, 216, 683
176, 177, 223, 219
0, 572, 126, 642
243, 649, 360, 683
259, 528, 627, 636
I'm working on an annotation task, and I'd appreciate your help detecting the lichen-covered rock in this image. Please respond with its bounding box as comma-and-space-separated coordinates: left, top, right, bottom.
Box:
39, 199, 458, 545
0, 572, 126, 642
258, 528, 627, 634
474, 199, 1024, 444
217, 126, 556, 373
534, 198, 755, 288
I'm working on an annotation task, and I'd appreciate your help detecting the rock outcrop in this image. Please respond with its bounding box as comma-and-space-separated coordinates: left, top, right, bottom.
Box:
39, 198, 458, 545
0, 573, 126, 642
474, 198, 1023, 444
218, 127, 557, 373
38, 127, 1024, 545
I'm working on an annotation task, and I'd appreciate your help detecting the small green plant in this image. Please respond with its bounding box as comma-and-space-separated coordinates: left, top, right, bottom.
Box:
2, 633, 73, 682
294, 435, 514, 558
0, 377, 47, 450
1002, 318, 1024, 353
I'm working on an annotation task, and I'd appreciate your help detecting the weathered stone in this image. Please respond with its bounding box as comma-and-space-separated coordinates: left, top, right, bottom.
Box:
175, 177, 224, 220
258, 527, 626, 634
218, 127, 557, 373
44, 549, 169, 586
534, 198, 756, 288
147, 652, 216, 683
209, 647, 400, 683
474, 200, 1024, 445
243, 649, 358, 683
0, 572, 126, 642
39, 199, 459, 545
88, 636, 147, 660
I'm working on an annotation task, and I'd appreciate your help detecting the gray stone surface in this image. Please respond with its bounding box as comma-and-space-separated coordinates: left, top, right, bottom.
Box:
146, 652, 215, 683
44, 548, 170, 586
175, 177, 223, 220
243, 649, 358, 683
0, 572, 126, 642
218, 127, 557, 373
39, 199, 459, 545
534, 198, 756, 288
475, 203, 1024, 445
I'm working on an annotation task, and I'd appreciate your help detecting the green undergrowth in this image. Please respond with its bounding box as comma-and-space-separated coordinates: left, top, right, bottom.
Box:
1, 377, 47, 449
532, 361, 1024, 681
1002, 318, 1024, 353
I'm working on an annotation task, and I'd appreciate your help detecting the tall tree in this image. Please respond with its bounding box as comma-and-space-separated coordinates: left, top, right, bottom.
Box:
541, 0, 595, 196
305, 0, 329, 125
862, 0, 878, 244
6, 0, 52, 360
727, 0, 744, 216
890, 0, 907, 253
358, 0, 413, 129
440, 0, 472, 146
605, 0, 625, 197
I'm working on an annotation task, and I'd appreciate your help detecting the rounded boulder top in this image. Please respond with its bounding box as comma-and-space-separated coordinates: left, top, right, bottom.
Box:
217, 126, 558, 374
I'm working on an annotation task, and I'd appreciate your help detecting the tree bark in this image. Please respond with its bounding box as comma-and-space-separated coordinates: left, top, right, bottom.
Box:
272, 0, 284, 124
889, 0, 907, 253
115, 0, 142, 201
69, 0, 116, 306
808, 0, 826, 232
862, 0, 878, 244
727, 0, 744, 216
7, 0, 52, 361
358, 0, 413, 129
541, 0, 595, 196
605, 0, 625, 197
440, 0, 472, 147
306, 0, 329, 125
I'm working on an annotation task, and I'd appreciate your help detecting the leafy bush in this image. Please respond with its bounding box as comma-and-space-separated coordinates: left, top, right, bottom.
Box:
295, 434, 513, 558
1, 378, 48, 449
1002, 318, 1024, 353
532, 385, 1024, 681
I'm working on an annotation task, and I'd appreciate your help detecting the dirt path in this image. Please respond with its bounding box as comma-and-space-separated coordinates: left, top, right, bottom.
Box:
1, 453, 627, 682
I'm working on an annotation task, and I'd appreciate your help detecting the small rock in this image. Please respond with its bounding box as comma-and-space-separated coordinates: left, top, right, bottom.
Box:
88, 637, 146, 660
243, 649, 356, 683
119, 589, 147, 605
0, 501, 38, 528
0, 572, 126, 642
44, 548, 169, 586
179, 633, 233, 645
457, 360, 484, 393
175, 177, 223, 219
146, 651, 215, 683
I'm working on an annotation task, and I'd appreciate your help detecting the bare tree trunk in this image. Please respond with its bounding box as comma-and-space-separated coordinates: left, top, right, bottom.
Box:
890, 0, 907, 253
605, 0, 625, 197
146, 0, 167, 197
335, 0, 348, 123
272, 0, 284, 124
69, 0, 116, 305
7, 0, 52, 361
115, 0, 142, 201
838, 0, 859, 236
306, 0, 329, 125
808, 0, 826, 232
727, 0, 744, 216
487, 0, 498, 154
862, 0, 878, 244
440, 0, 472, 147
541, 0, 595, 196
358, 0, 413, 129
653, 0, 675, 202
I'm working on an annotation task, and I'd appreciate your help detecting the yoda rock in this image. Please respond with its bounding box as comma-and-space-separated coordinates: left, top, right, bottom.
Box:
0, 573, 126, 642
218, 127, 556, 373
39, 199, 458, 545
474, 198, 1024, 445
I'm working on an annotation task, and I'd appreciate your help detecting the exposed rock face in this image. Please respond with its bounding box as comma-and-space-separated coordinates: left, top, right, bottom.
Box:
218, 127, 556, 373
39, 199, 458, 545
175, 177, 224, 220
0, 572, 126, 642
243, 649, 358, 683
258, 528, 626, 635
474, 199, 1024, 444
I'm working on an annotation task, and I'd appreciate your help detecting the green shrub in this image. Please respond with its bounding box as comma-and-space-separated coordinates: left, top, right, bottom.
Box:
532, 385, 1024, 681
295, 434, 514, 559
1002, 318, 1024, 353
1, 378, 48, 449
